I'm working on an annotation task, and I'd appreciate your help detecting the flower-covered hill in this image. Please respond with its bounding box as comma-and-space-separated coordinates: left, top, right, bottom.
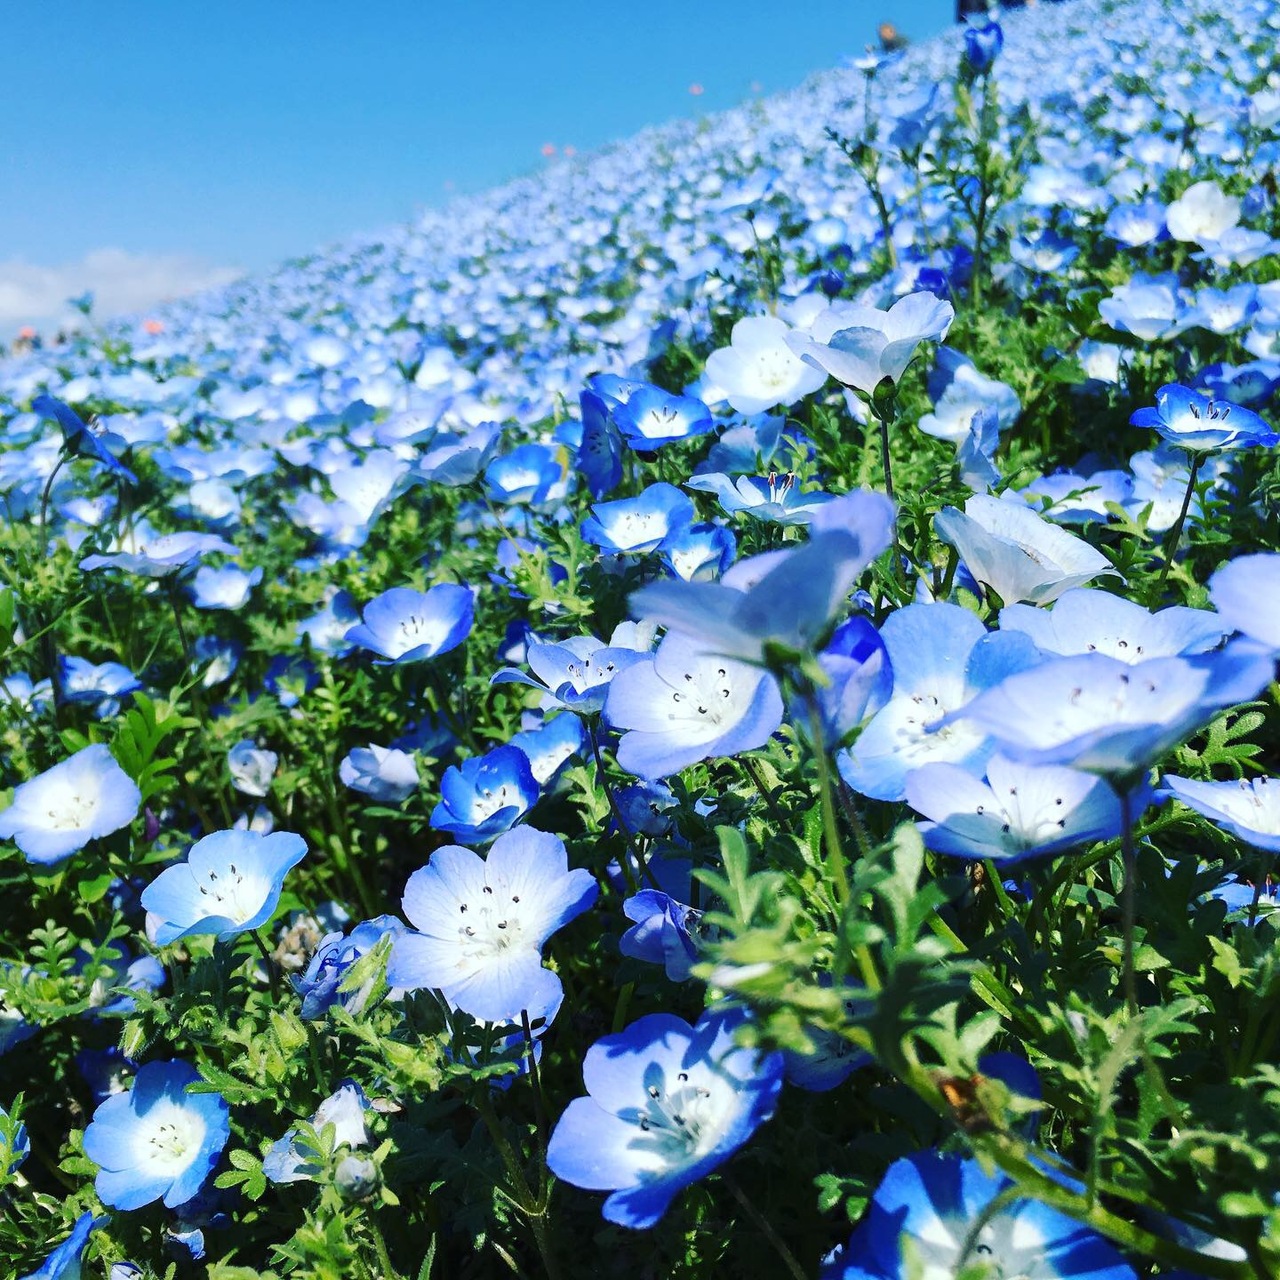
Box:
4, 0, 1280, 1277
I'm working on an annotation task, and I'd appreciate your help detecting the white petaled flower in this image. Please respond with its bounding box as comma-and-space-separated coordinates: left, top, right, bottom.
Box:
0, 744, 141, 864
1165, 180, 1241, 246
703, 316, 827, 415
1159, 775, 1280, 852
227, 740, 278, 797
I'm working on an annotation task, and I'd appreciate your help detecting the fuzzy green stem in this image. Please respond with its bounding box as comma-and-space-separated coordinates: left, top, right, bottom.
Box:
1155, 453, 1202, 597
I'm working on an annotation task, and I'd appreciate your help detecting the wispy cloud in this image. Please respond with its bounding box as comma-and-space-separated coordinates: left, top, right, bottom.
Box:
0, 248, 243, 338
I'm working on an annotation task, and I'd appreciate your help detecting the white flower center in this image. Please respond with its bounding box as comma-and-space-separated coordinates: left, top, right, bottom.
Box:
456, 884, 528, 957
195, 859, 269, 924
133, 1099, 206, 1176
624, 1066, 735, 1167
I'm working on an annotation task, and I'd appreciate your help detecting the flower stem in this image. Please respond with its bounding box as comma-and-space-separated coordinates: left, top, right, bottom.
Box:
1119, 788, 1138, 1017
807, 702, 849, 907
721, 1171, 808, 1280
1155, 453, 1201, 597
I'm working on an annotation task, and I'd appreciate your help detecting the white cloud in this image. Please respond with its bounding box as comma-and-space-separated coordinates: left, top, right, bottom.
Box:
0, 248, 243, 338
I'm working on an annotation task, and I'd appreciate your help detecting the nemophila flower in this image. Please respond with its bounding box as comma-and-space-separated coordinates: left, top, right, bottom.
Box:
906, 754, 1124, 863
837, 603, 1041, 803
141, 828, 307, 944
1000, 588, 1227, 663
489, 535, 568, 599
935, 644, 1275, 787
0, 744, 141, 864
80, 530, 238, 577
339, 745, 419, 803
508, 714, 586, 787
1019, 467, 1133, 525
227, 740, 277, 797
1104, 198, 1167, 248
1130, 385, 1277, 452
918, 348, 1020, 445
192, 635, 241, 688
345, 584, 475, 663
630, 489, 895, 665
18, 1211, 106, 1280
263, 653, 318, 708
187, 563, 262, 610
800, 615, 894, 744
295, 914, 405, 1020
546, 1006, 783, 1229
1209, 553, 1280, 651
703, 315, 827, 415
782, 980, 872, 1092
484, 442, 565, 505
1181, 284, 1259, 336
581, 483, 695, 555
686, 471, 834, 526
963, 15, 1003, 72
1098, 274, 1186, 342
1165, 179, 1240, 246
78, 939, 165, 1016
263, 1081, 370, 1185
661, 522, 737, 582
1159, 775, 1280, 852
1194, 225, 1280, 270
619, 890, 708, 982
605, 631, 784, 780
821, 1149, 1134, 1280
2, 673, 53, 716
576, 388, 625, 499
430, 744, 540, 843
32, 392, 137, 484
935, 495, 1119, 606
957, 405, 1001, 493
1207, 874, 1278, 919
612, 385, 713, 450
1009, 228, 1079, 276
297, 589, 361, 656
1197, 360, 1280, 407
388, 826, 597, 1025
492, 632, 649, 715
418, 422, 502, 487
786, 292, 955, 396
1126, 444, 1230, 533
59, 655, 141, 718
83, 1059, 230, 1210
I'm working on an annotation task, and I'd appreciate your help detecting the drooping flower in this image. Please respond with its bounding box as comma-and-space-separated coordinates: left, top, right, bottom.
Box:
387, 826, 597, 1025
0, 744, 141, 864
141, 828, 307, 945
345, 584, 475, 664
619, 889, 707, 982
58, 656, 141, 719
83, 1059, 230, 1210
821, 1149, 1134, 1280
546, 1006, 784, 1229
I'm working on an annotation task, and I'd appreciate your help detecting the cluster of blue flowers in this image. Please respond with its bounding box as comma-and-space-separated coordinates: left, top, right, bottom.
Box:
2, 0, 1280, 1275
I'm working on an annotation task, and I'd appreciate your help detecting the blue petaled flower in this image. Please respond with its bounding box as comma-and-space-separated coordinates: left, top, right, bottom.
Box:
0, 744, 141, 864
576, 388, 625, 499
80, 530, 238, 577
686, 471, 835, 526
83, 1059, 230, 1211
822, 1149, 1134, 1280
661, 522, 737, 582
32, 392, 137, 484
963, 16, 1004, 73
18, 1211, 106, 1280
546, 1006, 783, 1229
1130, 384, 1278, 453
388, 826, 597, 1025
339, 745, 419, 803
430, 744, 540, 843
295, 914, 406, 1020
581, 483, 695, 555
619, 889, 707, 982
1159, 775, 1280, 852
491, 632, 649, 715
187, 563, 263, 610
1209, 553, 1280, 652
484, 442, 566, 506
611, 385, 714, 451
263, 1081, 370, 1185
59, 655, 142, 718
141, 828, 307, 944
345, 584, 475, 663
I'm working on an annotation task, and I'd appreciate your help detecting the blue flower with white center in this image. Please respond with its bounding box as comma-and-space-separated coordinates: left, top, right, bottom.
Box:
822, 1149, 1134, 1280
612, 385, 713, 451
906, 754, 1124, 863
836, 604, 1042, 803
141, 828, 307, 944
686, 471, 834, 526
345, 584, 475, 664
604, 631, 784, 780
263, 1081, 370, 1185
619, 889, 707, 982
1098, 274, 1187, 343
581, 483, 695, 555
508, 713, 586, 787
187, 563, 263, 610
1210, 552, 1280, 652
918, 348, 1020, 446
1130, 384, 1278, 452
484, 442, 566, 505
1018, 467, 1132, 524
388, 826, 597, 1025
17, 1211, 106, 1280
491, 633, 650, 715
83, 1059, 229, 1211
430, 744, 540, 843
1103, 198, 1167, 248
546, 1006, 783, 1229
59, 655, 141, 718
79, 530, 238, 577
661, 522, 736, 581
1181, 284, 1259, 336
296, 589, 361, 656
0, 744, 141, 864
1196, 360, 1280, 407
999, 588, 1228, 663
295, 914, 405, 1020
264, 654, 318, 708
1159, 775, 1280, 853
339, 744, 419, 803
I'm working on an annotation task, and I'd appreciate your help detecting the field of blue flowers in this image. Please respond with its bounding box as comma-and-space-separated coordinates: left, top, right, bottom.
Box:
3, 0, 1280, 1275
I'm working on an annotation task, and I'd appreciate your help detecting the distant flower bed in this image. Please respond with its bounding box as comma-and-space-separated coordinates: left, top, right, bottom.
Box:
3, 0, 1280, 1276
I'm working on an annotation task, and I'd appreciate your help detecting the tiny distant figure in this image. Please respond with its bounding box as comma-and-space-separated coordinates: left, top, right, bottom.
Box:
688, 82, 705, 96
956, 0, 987, 18
878, 21, 909, 52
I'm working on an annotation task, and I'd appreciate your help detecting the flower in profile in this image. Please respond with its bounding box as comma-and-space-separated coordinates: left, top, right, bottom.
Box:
387, 826, 597, 1025
141, 828, 307, 944
187, 564, 263, 610
619, 889, 708, 982
295, 914, 406, 1020
821, 1149, 1134, 1280
59, 656, 141, 718
963, 16, 1003, 73
546, 1006, 783, 1229
491, 628, 651, 715
430, 744, 540, 843
345, 584, 475, 664
32, 392, 137, 484
1159, 775, 1280, 852
935, 495, 1120, 606
227, 740, 277, 797
686, 471, 835, 526
0, 744, 141, 864
79, 530, 238, 577
84, 1059, 230, 1210
1209, 553, 1280, 651
1130, 385, 1277, 453
339, 745, 419, 804
263, 1082, 370, 1185
17, 1211, 106, 1280
785, 293, 954, 396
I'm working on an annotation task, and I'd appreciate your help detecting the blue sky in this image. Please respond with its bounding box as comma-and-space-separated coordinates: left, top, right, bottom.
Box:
2, 1, 951, 332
